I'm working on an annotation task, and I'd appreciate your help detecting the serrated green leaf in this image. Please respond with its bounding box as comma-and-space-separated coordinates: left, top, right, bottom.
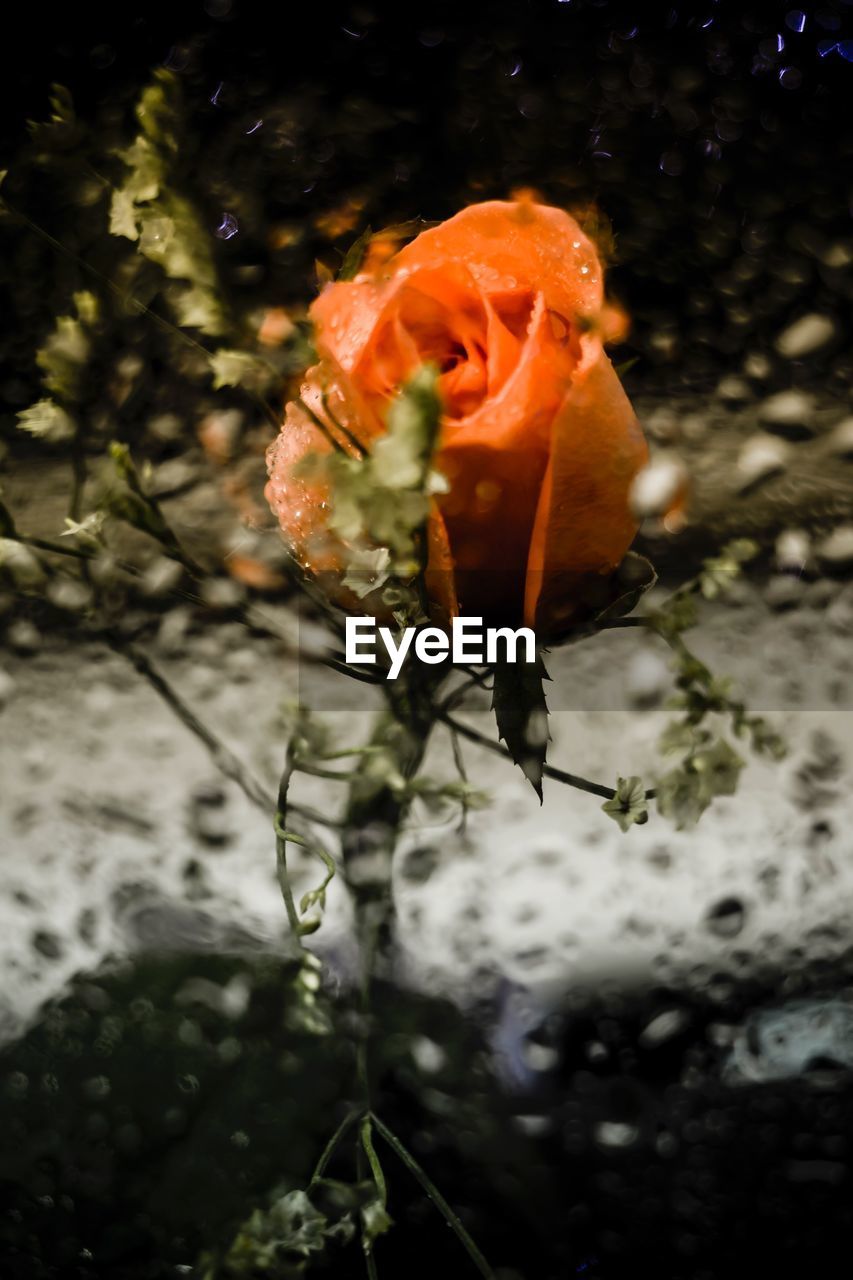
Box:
491, 652, 550, 800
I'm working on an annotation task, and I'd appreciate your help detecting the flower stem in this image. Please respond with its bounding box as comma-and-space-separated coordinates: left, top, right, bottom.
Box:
308, 1107, 362, 1187
370, 1113, 496, 1280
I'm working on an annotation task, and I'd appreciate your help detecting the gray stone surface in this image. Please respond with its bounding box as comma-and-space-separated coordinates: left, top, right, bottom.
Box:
2, 581, 853, 1038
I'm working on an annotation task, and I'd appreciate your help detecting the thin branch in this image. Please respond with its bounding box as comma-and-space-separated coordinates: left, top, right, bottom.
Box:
371, 1113, 495, 1280
360, 1115, 388, 1205
441, 710, 657, 802
308, 1108, 363, 1187
275, 746, 305, 940
108, 633, 344, 828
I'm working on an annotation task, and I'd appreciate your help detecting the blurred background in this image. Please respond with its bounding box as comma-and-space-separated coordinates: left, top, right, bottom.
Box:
2, 2, 853, 1277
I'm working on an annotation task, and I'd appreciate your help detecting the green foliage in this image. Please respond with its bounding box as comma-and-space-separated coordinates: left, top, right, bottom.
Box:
301, 365, 444, 624
60, 510, 108, 548
336, 219, 438, 280
601, 775, 649, 831
109, 69, 227, 336
202, 1187, 355, 1277
337, 225, 373, 280
648, 540, 785, 828
210, 348, 279, 394
26, 84, 82, 155
16, 397, 75, 443
656, 733, 744, 829
280, 702, 335, 765
698, 538, 759, 600
491, 652, 550, 800
36, 291, 97, 397
16, 291, 101, 443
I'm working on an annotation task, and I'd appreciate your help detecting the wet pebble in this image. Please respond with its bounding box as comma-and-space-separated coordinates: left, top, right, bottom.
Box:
759, 390, 816, 439
0, 666, 15, 709
201, 576, 245, 610
826, 417, 853, 460
46, 578, 93, 613
188, 780, 233, 848
155, 607, 192, 656
817, 526, 853, 573
629, 453, 688, 518
5, 619, 41, 654
626, 650, 670, 708
743, 351, 773, 382
775, 529, 811, 574
31, 929, 64, 961
147, 412, 184, 443
775, 313, 836, 359
735, 434, 789, 492
705, 897, 747, 939
764, 575, 806, 611
140, 556, 184, 598
826, 588, 853, 634
716, 374, 751, 404
639, 1008, 690, 1048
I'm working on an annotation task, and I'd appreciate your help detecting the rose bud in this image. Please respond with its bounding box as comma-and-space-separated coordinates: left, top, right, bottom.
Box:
265, 199, 648, 639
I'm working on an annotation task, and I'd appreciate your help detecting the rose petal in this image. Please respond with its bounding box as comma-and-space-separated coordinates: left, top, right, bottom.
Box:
435, 294, 577, 621
393, 200, 604, 323
523, 336, 649, 636
425, 503, 459, 623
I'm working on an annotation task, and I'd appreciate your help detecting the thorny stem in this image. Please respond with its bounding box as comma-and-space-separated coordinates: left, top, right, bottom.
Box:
339, 665, 447, 1266
441, 708, 658, 802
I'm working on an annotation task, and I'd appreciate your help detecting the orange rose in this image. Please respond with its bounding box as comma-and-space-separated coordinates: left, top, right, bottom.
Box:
265, 199, 648, 638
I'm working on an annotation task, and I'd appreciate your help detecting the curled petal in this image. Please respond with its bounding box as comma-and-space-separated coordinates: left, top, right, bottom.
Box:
523, 336, 649, 636
393, 200, 604, 323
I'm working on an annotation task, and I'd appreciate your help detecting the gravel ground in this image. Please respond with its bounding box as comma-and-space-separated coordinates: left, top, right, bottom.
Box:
2, 571, 852, 1047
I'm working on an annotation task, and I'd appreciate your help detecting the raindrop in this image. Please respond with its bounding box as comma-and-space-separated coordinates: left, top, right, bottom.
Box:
705, 896, 747, 939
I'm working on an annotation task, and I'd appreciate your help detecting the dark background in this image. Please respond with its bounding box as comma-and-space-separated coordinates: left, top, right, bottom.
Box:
3, 0, 853, 395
